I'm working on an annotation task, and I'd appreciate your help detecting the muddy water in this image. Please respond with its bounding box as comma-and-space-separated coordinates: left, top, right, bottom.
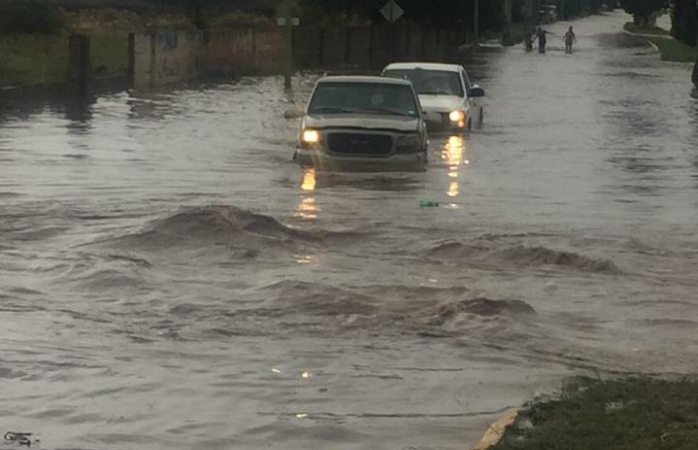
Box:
1, 11, 697, 450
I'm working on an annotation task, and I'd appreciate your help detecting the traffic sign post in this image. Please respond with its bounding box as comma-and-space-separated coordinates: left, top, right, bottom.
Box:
278, 0, 299, 90
380, 1, 404, 61
380, 0, 404, 23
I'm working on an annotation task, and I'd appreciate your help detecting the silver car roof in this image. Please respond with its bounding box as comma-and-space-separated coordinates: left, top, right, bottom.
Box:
382, 62, 463, 72
317, 76, 413, 85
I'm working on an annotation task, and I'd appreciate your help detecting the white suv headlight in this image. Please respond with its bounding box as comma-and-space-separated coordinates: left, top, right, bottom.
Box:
449, 111, 465, 122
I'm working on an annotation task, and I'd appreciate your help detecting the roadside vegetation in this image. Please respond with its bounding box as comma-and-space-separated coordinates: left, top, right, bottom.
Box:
670, 0, 698, 47
0, 34, 68, 86
620, 0, 666, 27
491, 377, 698, 450
647, 36, 698, 62
622, 19, 698, 63
0, 1, 190, 87
623, 21, 670, 35
0, 32, 128, 88
621, 0, 697, 52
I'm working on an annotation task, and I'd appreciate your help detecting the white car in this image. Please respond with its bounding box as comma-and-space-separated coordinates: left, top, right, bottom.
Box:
382, 62, 485, 132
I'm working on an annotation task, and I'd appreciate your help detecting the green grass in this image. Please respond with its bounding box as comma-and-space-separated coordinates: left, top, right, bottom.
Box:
0, 31, 129, 87
622, 21, 697, 63
91, 32, 129, 76
0, 33, 68, 86
648, 36, 698, 63
492, 377, 698, 450
623, 22, 670, 36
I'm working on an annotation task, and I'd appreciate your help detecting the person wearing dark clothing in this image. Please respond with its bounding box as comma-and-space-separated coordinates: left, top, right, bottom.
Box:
693, 59, 698, 89
564, 26, 577, 54
534, 28, 551, 53
524, 29, 534, 52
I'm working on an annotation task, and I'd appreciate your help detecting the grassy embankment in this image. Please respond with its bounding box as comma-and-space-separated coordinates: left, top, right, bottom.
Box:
623, 21, 670, 36
0, 32, 128, 87
0, 7, 195, 88
623, 22, 698, 63
648, 38, 698, 63
490, 377, 698, 450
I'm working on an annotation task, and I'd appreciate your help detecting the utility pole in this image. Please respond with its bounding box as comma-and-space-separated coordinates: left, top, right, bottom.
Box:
473, 0, 479, 43
283, 0, 293, 91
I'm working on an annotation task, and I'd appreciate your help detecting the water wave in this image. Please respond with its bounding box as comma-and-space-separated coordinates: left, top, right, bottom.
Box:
95, 206, 359, 254
428, 241, 621, 274
195, 281, 537, 339
245, 280, 379, 317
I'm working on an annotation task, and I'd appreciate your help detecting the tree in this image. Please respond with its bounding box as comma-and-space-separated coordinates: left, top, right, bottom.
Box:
0, 0, 65, 34
620, 0, 665, 27
670, 0, 697, 46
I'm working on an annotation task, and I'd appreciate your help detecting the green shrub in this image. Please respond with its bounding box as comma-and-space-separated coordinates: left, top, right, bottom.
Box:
0, 0, 65, 35
648, 36, 698, 63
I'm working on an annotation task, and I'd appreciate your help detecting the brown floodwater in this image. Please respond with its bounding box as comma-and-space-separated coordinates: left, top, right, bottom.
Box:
1, 10, 697, 450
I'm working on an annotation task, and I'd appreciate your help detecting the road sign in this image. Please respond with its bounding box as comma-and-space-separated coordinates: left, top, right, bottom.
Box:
276, 17, 300, 26
380, 0, 404, 23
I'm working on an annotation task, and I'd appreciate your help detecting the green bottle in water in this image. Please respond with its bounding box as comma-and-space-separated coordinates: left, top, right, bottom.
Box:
420, 200, 440, 208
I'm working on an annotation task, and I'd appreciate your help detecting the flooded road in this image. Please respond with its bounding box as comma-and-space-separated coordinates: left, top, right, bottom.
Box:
2, 11, 698, 450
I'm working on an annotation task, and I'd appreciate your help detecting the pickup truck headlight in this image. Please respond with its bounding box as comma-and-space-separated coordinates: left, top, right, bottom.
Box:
302, 129, 320, 144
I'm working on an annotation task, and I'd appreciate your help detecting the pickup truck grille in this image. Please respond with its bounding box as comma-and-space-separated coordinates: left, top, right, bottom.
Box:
327, 133, 393, 156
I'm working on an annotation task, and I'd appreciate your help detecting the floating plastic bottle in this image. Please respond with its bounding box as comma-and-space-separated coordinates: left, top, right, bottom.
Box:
419, 200, 440, 208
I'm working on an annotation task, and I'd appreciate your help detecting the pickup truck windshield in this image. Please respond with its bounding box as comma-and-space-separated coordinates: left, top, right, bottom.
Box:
383, 69, 464, 97
309, 82, 419, 117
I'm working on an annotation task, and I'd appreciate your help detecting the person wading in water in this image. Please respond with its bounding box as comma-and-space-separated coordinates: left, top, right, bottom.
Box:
533, 27, 551, 53
524, 29, 534, 52
564, 26, 577, 54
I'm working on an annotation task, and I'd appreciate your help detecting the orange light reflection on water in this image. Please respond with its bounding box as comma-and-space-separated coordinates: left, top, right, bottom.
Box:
301, 168, 316, 192
442, 135, 465, 169
296, 168, 318, 219
448, 181, 459, 198
441, 135, 468, 200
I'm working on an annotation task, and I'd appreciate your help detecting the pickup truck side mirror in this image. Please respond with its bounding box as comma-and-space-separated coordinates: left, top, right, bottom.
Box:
470, 85, 485, 97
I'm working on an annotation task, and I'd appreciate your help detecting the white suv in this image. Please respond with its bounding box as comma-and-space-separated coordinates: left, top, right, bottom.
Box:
382, 62, 485, 132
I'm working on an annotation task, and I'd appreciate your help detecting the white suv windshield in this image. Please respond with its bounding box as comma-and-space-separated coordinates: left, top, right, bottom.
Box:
308, 82, 419, 117
384, 69, 464, 97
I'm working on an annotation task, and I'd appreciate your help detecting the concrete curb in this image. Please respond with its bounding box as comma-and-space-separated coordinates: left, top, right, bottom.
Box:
646, 38, 659, 53
621, 28, 668, 54
621, 28, 673, 39
470, 408, 519, 450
